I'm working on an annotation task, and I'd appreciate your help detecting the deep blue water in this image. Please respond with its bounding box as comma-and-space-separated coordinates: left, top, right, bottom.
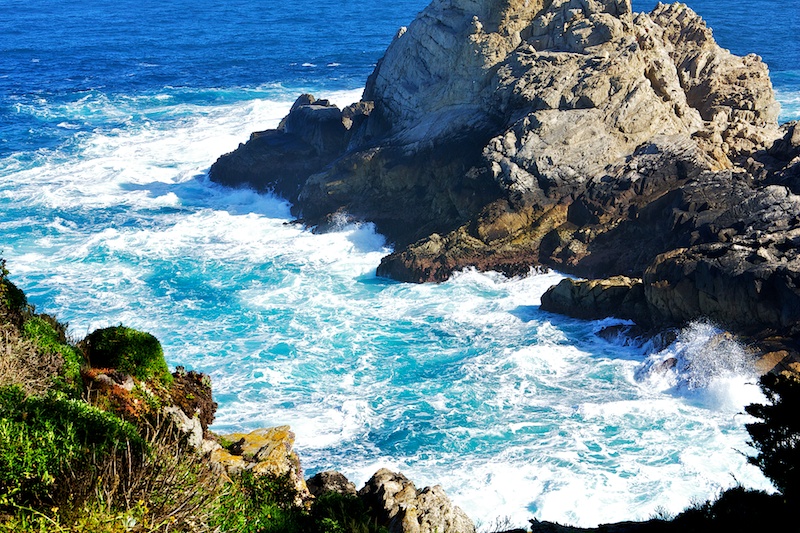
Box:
0, 0, 796, 528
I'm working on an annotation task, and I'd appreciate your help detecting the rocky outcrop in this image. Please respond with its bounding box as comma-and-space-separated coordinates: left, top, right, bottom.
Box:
212, 0, 779, 257
540, 275, 648, 322
358, 468, 475, 533
210, 426, 311, 504
644, 204, 800, 338
210, 0, 799, 367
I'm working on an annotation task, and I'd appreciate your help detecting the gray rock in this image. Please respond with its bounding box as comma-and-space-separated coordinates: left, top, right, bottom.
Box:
358, 468, 475, 533
211, 1, 781, 270
163, 406, 203, 450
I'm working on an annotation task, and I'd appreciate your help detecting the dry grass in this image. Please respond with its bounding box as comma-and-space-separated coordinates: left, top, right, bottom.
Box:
0, 323, 63, 396
92, 419, 225, 530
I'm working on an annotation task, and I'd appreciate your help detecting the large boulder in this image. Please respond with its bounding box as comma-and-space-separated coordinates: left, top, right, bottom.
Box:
358, 468, 475, 533
209, 0, 798, 365
540, 276, 648, 323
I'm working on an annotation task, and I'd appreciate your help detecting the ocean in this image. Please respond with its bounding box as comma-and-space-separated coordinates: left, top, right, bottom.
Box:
0, 0, 796, 528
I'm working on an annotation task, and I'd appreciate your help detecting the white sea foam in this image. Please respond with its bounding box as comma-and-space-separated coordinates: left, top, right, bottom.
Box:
635, 321, 764, 412
776, 87, 800, 122
0, 87, 776, 529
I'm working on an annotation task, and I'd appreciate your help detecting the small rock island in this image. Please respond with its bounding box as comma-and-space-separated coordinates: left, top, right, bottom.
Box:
210, 0, 799, 373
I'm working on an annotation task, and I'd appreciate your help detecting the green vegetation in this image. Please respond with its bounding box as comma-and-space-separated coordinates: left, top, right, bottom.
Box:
0, 385, 144, 505
0, 257, 386, 532
209, 471, 388, 533
84, 325, 172, 385
310, 492, 388, 533
745, 372, 800, 504
210, 471, 306, 533
0, 257, 27, 313
22, 316, 83, 394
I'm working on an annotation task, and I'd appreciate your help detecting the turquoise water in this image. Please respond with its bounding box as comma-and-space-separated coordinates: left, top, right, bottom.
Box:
0, 0, 794, 527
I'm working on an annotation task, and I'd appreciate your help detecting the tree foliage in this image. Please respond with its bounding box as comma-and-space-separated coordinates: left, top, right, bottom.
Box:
745, 372, 800, 502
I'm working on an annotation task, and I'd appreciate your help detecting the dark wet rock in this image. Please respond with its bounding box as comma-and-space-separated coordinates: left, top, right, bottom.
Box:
209, 94, 360, 203
540, 276, 649, 323
306, 470, 357, 498
643, 185, 800, 335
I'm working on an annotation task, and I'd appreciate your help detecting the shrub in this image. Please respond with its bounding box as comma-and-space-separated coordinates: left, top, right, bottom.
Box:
745, 372, 800, 503
669, 486, 787, 532
0, 323, 62, 397
0, 257, 29, 330
311, 492, 388, 533
84, 326, 172, 385
0, 385, 144, 505
0, 257, 27, 313
210, 470, 307, 533
0, 420, 225, 532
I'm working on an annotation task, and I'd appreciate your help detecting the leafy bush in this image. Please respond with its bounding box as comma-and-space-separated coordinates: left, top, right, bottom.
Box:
669, 486, 787, 532
745, 372, 800, 503
0, 257, 27, 313
0, 420, 225, 532
0, 323, 61, 397
84, 326, 172, 385
311, 492, 388, 533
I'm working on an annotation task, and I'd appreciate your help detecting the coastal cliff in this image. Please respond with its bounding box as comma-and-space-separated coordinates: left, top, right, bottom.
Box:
210, 0, 799, 373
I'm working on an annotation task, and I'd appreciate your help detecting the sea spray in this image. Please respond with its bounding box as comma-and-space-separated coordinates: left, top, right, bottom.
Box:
635, 321, 766, 412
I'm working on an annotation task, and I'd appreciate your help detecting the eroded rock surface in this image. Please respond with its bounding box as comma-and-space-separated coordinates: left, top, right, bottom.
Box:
212, 0, 779, 259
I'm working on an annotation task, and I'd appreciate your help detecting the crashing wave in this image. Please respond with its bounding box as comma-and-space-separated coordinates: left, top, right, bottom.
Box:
635, 321, 756, 393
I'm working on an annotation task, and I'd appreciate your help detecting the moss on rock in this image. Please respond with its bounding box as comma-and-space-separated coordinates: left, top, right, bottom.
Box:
84, 325, 172, 385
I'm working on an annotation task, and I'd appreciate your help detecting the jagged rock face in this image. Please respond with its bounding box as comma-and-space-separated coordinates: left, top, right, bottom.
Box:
650, 4, 780, 162
363, 0, 637, 143
370, 0, 780, 278
644, 185, 800, 336
540, 275, 648, 322
358, 468, 475, 533
372, 0, 780, 274
211, 1, 780, 259
209, 0, 796, 349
